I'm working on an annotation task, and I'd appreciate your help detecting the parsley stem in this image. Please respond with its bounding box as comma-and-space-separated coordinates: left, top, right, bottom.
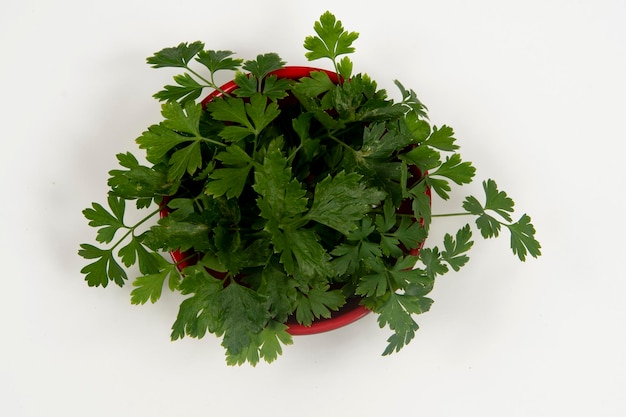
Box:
186, 66, 213, 88
186, 66, 232, 98
110, 207, 162, 252
327, 133, 354, 153
209, 71, 232, 98
287, 144, 303, 163
431, 212, 471, 218
200, 136, 227, 148
332, 61, 340, 83
252, 134, 259, 160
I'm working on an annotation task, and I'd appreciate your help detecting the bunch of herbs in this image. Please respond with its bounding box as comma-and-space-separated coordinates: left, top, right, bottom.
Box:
79, 11, 541, 365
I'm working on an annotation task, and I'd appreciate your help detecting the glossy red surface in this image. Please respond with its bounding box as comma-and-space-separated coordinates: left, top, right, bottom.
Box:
162, 66, 427, 336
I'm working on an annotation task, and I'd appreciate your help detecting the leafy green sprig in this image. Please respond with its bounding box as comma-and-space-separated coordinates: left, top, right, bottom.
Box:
303, 11, 359, 81
147, 43, 243, 103
79, 11, 541, 365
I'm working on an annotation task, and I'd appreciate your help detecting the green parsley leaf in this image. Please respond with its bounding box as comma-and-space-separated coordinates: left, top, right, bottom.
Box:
336, 55, 354, 80
142, 216, 213, 253
403, 145, 442, 172
375, 199, 426, 256
252, 140, 328, 278
242, 53, 286, 80
330, 74, 377, 120
462, 180, 541, 260
462, 180, 515, 237
507, 214, 542, 261
79, 194, 166, 289
219, 281, 270, 357
307, 171, 385, 235
136, 123, 193, 163
136, 101, 209, 174
331, 218, 380, 276
258, 264, 298, 323
462, 195, 484, 216
356, 269, 388, 298
118, 238, 162, 274
108, 153, 178, 199
146, 41, 204, 68
419, 247, 448, 280
304, 11, 359, 64
427, 176, 454, 200
164, 197, 195, 220
389, 257, 432, 291
234, 73, 292, 100
213, 226, 244, 274
424, 153, 475, 200
294, 287, 346, 326
293, 70, 336, 96
130, 259, 180, 305
208, 94, 281, 141
476, 212, 503, 239
402, 112, 431, 143
204, 144, 253, 198
377, 292, 432, 356
360, 123, 413, 161
78, 244, 127, 287
204, 166, 252, 199
253, 141, 308, 221
206, 97, 252, 133
482, 178, 515, 222
394, 80, 428, 118
425, 125, 459, 151
380, 216, 427, 257
408, 181, 432, 232
246, 94, 281, 134
234, 72, 292, 100
216, 126, 253, 143
137, 101, 225, 181
272, 228, 333, 278
441, 224, 474, 271
153, 73, 204, 104
170, 263, 225, 341
161, 100, 203, 135
168, 141, 203, 180
259, 75, 291, 100
375, 198, 397, 233
215, 144, 252, 165
257, 321, 293, 364
233, 71, 258, 97
224, 320, 293, 367
195, 50, 243, 74
332, 239, 380, 277
357, 99, 406, 122
82, 195, 126, 244
431, 153, 476, 185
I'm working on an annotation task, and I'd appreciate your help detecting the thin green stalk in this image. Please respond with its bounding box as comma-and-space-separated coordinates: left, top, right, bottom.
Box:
286, 144, 303, 164
187, 66, 232, 98
110, 207, 162, 252
327, 133, 354, 153
200, 136, 227, 148
186, 66, 212, 85
431, 212, 471, 218
209, 71, 233, 98
252, 134, 260, 160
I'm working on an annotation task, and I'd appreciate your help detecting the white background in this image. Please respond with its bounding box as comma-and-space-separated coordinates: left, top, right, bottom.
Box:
1, 0, 625, 415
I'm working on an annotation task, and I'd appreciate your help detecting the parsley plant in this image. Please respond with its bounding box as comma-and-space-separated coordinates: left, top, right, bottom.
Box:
79, 11, 541, 365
